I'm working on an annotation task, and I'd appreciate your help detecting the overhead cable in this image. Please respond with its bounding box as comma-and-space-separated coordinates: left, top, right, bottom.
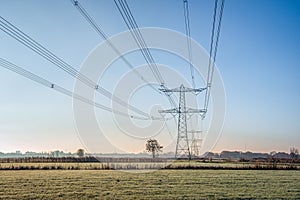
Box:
70, 0, 160, 94
203, 0, 225, 114
114, 0, 177, 108
183, 0, 196, 89
0, 58, 164, 120
0, 16, 153, 119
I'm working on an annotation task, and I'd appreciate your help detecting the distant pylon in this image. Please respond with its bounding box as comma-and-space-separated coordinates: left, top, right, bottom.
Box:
189, 130, 202, 157
159, 84, 206, 159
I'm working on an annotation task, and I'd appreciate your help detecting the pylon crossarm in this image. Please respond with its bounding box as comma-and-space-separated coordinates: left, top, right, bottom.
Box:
187, 130, 202, 133
158, 108, 178, 114
186, 108, 207, 113
159, 85, 206, 94
193, 87, 207, 95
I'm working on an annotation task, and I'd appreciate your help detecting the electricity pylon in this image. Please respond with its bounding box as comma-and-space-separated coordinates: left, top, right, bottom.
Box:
189, 130, 202, 157
159, 84, 206, 159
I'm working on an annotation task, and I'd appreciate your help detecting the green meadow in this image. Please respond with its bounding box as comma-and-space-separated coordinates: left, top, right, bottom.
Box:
0, 170, 299, 199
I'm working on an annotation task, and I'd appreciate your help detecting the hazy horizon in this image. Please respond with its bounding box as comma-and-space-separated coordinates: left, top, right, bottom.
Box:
0, 148, 295, 155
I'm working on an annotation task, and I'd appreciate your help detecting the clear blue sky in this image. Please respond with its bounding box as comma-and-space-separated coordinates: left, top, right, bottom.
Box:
0, 0, 299, 153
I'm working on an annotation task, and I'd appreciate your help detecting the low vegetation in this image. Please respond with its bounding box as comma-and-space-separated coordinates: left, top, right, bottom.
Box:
0, 170, 299, 199
0, 159, 299, 170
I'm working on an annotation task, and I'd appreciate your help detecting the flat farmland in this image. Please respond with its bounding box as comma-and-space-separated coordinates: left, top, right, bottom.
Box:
0, 170, 299, 199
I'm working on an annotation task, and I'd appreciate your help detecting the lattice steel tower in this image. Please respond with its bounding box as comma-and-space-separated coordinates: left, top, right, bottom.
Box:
159, 84, 206, 159
189, 130, 203, 157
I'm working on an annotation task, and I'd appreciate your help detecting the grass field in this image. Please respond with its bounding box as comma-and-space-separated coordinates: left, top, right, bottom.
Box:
1, 160, 299, 170
0, 170, 299, 199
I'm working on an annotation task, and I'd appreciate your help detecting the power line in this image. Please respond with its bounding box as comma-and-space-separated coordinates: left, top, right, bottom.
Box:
183, 0, 196, 89
0, 57, 161, 120
210, 0, 225, 94
203, 0, 225, 115
70, 0, 161, 94
114, 0, 164, 84
114, 0, 177, 108
203, 0, 218, 114
0, 16, 153, 119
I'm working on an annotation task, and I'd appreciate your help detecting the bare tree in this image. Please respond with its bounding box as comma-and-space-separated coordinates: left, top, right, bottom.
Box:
76, 149, 85, 157
146, 139, 163, 159
290, 147, 299, 159
270, 151, 277, 158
